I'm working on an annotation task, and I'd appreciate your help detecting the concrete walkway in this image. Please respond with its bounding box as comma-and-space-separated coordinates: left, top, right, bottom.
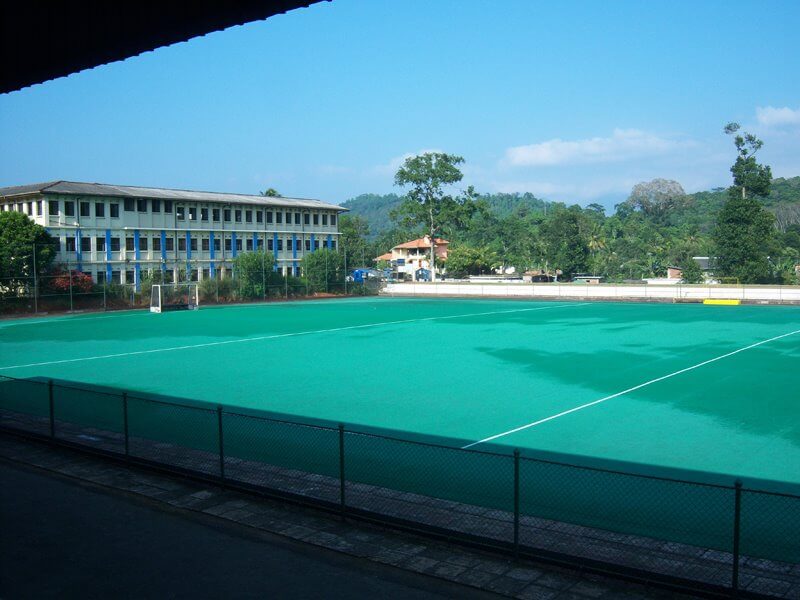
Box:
0, 433, 694, 599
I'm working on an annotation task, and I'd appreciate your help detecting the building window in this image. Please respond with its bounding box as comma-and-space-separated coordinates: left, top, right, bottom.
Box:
80, 238, 91, 252
176, 206, 185, 220
190, 238, 197, 252
137, 199, 147, 212
225, 238, 232, 252
64, 201, 75, 217
96, 237, 106, 252
140, 237, 149, 251
152, 237, 161, 251
314, 239, 319, 250
331, 239, 337, 250
304, 213, 310, 225
245, 210, 252, 223
110, 238, 121, 252
124, 199, 135, 211
164, 269, 173, 282
110, 203, 120, 218
286, 238, 293, 251
285, 212, 291, 224
266, 211, 273, 224
256, 211, 263, 223
305, 239, 311, 251
223, 209, 231, 222
331, 214, 337, 226
212, 208, 220, 222
313, 213, 319, 225
96, 271, 106, 284
80, 201, 90, 217
48, 200, 59, 216
322, 214, 328, 226
165, 237, 174, 251
236, 238, 242, 251
202, 238, 210, 251
276, 212, 282, 224
277, 239, 283, 251
152, 199, 161, 213
294, 212, 300, 225
267, 238, 274, 251
126, 238, 135, 251
66, 237, 76, 252
95, 202, 105, 217
246, 238, 253, 251
164, 200, 173, 213
125, 270, 135, 284
201, 208, 209, 221
111, 270, 121, 284
188, 207, 196, 221
178, 238, 186, 251
214, 238, 221, 251
235, 209, 242, 223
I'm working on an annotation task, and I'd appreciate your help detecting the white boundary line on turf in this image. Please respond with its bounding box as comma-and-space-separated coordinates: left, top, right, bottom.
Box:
461, 327, 800, 450
0, 302, 588, 371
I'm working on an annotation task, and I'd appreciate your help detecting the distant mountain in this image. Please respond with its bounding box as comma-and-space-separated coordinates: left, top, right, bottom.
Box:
340, 177, 800, 238
679, 176, 800, 231
340, 191, 553, 238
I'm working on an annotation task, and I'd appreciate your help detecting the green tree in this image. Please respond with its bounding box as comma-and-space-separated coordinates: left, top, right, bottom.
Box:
445, 244, 500, 278
0, 211, 58, 289
260, 188, 281, 197
724, 122, 772, 200
539, 207, 590, 279
302, 248, 344, 292
339, 214, 371, 268
394, 152, 473, 281
232, 251, 275, 298
679, 259, 705, 284
714, 124, 776, 283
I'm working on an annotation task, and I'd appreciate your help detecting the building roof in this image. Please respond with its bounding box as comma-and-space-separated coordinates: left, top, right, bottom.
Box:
0, 180, 345, 211
374, 252, 393, 262
393, 237, 449, 250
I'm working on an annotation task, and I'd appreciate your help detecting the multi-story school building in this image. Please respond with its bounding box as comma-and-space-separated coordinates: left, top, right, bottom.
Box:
0, 181, 345, 287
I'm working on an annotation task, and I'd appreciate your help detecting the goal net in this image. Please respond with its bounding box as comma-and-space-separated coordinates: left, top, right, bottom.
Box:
150, 284, 199, 313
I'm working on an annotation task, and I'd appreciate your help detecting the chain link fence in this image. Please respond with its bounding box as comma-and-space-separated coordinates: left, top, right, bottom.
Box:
1, 374, 798, 597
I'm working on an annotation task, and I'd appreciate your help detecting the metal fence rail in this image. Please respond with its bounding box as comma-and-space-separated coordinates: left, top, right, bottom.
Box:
1, 375, 798, 598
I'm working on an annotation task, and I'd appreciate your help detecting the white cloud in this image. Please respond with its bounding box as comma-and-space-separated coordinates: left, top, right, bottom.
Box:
755, 106, 800, 128
504, 129, 689, 167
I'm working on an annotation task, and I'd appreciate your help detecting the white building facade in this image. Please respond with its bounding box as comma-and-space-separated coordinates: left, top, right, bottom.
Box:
0, 181, 345, 286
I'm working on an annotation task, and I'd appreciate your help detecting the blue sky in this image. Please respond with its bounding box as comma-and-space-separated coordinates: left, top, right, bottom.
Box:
1, 0, 799, 208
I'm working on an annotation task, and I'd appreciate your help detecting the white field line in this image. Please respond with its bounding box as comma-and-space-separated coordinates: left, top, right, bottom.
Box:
0, 302, 588, 371
462, 327, 800, 450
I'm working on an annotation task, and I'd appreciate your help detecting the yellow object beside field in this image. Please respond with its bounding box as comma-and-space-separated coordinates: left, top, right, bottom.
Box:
703, 299, 741, 306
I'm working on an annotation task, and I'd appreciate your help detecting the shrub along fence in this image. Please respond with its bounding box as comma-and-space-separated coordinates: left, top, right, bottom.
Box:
1, 375, 798, 598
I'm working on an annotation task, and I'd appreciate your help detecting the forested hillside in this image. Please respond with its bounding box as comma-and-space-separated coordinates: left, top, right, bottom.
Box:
338, 176, 800, 283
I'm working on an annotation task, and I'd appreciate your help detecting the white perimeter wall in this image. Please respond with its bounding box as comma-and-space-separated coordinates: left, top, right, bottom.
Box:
383, 282, 800, 303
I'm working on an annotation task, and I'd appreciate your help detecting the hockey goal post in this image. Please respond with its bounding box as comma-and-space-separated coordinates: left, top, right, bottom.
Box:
150, 284, 199, 313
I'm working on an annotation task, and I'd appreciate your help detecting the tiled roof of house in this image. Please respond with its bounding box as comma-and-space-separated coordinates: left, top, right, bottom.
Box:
393, 237, 449, 250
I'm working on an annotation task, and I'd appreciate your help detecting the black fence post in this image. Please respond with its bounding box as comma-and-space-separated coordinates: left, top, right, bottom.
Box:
339, 423, 346, 521
732, 481, 742, 594
122, 392, 129, 457
217, 406, 225, 480
48, 379, 54, 438
514, 449, 520, 558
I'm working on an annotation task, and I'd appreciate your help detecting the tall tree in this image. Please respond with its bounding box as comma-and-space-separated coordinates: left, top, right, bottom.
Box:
724, 122, 772, 200
338, 214, 371, 268
714, 124, 775, 283
0, 211, 58, 289
539, 207, 590, 279
260, 188, 281, 197
394, 152, 472, 281
622, 179, 687, 224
